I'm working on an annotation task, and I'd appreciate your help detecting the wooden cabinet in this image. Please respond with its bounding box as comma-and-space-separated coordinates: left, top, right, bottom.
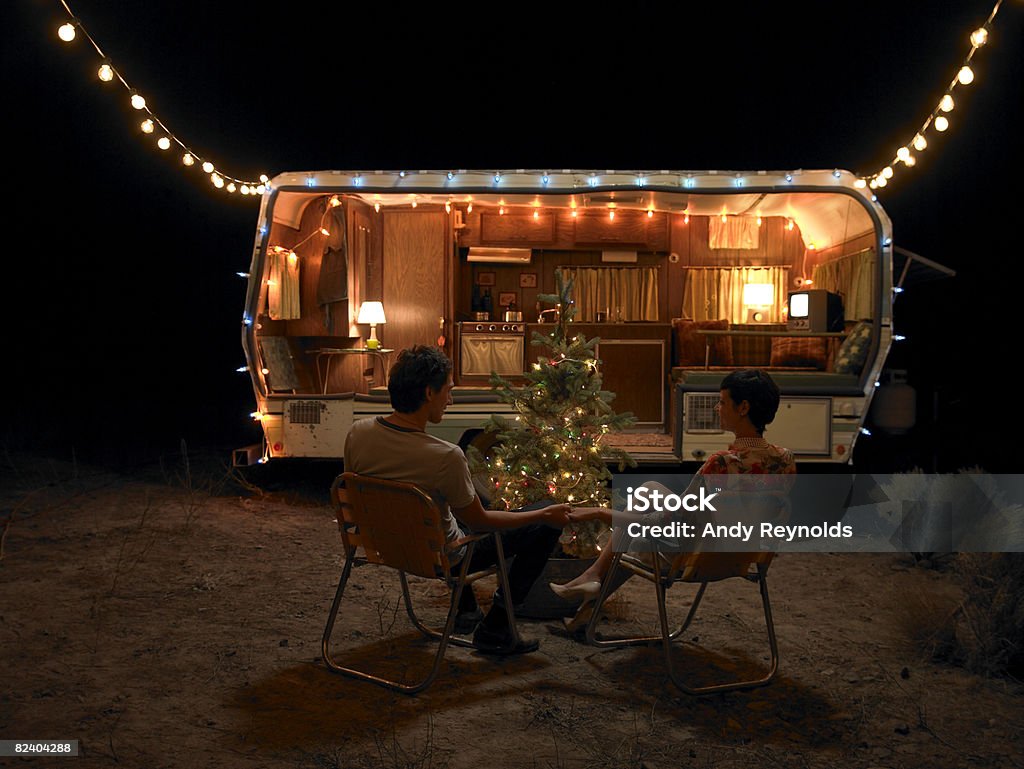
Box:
573, 210, 668, 250
480, 212, 556, 244
596, 338, 666, 425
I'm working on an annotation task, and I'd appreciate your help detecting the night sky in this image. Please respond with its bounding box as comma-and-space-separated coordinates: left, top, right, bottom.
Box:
6, 1, 1022, 470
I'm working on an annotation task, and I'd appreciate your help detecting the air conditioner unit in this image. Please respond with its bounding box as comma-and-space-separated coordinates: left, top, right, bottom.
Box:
466, 247, 532, 264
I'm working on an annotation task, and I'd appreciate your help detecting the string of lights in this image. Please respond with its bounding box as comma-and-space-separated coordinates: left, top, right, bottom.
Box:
862, 0, 1003, 190
54, 1, 1006, 198
55, 0, 267, 195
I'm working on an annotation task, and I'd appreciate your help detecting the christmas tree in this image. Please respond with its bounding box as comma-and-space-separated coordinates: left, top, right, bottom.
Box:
468, 271, 636, 557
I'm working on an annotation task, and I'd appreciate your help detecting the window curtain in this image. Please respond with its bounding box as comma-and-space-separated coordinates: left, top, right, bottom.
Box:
709, 217, 760, 249
811, 249, 875, 321
560, 266, 659, 322
267, 250, 301, 320
681, 266, 790, 323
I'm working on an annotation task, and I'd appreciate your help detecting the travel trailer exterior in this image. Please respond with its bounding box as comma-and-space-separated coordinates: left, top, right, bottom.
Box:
238, 169, 894, 466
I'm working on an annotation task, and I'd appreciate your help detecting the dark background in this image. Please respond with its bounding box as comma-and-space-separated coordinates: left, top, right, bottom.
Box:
6, 0, 1022, 471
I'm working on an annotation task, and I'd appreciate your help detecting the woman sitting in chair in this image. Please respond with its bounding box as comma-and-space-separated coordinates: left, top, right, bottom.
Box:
551, 368, 796, 630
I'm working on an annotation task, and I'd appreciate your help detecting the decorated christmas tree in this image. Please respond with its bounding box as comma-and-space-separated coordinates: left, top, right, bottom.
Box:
468, 271, 636, 557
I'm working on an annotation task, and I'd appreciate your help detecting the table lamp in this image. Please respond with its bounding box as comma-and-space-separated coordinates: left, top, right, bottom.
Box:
357, 301, 387, 349
742, 283, 774, 323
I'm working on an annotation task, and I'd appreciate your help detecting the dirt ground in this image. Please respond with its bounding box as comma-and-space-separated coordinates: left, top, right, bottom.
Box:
1, 451, 1021, 769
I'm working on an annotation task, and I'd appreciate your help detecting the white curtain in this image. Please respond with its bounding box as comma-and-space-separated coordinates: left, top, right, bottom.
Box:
682, 266, 790, 323
560, 266, 659, 321
811, 249, 875, 321
267, 251, 301, 320
709, 217, 760, 249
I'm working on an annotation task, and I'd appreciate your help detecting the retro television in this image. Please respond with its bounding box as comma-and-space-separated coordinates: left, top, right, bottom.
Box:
787, 289, 844, 332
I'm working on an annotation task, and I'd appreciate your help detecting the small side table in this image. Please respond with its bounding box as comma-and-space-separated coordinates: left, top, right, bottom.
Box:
310, 348, 394, 393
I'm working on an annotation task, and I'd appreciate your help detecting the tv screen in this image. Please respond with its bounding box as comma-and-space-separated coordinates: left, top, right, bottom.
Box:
790, 292, 809, 318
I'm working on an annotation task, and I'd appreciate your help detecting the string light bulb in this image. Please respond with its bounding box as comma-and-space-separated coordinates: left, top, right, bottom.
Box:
58, 23, 77, 42
141, 119, 154, 134
97, 63, 113, 82
939, 94, 955, 112
202, 161, 214, 174
157, 136, 170, 150
935, 116, 949, 132
913, 134, 928, 151
182, 153, 194, 166
896, 146, 910, 161
130, 92, 146, 110
957, 65, 975, 85
970, 28, 988, 47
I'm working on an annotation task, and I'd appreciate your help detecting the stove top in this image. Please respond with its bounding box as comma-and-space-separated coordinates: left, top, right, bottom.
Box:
459, 321, 525, 334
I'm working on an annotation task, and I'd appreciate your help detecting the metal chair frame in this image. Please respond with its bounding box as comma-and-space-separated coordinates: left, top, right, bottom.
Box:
321, 472, 518, 695
582, 549, 779, 695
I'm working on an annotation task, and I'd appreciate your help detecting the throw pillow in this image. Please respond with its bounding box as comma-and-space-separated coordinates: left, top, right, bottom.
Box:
770, 336, 828, 369
674, 319, 734, 367
833, 321, 873, 374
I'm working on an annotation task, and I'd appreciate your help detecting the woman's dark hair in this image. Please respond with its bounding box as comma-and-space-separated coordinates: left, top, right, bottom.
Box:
720, 369, 781, 434
387, 345, 453, 413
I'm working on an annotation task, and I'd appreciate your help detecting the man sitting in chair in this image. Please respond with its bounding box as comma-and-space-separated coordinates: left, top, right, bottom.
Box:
344, 344, 571, 655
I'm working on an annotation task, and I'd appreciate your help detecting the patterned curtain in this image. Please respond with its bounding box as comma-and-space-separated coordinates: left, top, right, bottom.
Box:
811, 249, 875, 321
559, 266, 659, 322
682, 266, 790, 323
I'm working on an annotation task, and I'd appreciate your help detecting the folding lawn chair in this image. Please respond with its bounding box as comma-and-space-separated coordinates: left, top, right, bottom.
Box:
582, 549, 779, 695
321, 472, 518, 694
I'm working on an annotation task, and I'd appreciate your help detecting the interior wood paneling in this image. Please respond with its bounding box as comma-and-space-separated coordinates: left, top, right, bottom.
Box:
382, 210, 448, 356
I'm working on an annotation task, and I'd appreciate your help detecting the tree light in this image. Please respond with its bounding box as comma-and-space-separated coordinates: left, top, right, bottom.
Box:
957, 66, 974, 85
58, 23, 76, 42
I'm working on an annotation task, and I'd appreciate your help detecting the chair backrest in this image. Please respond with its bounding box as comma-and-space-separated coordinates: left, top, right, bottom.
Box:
669, 551, 774, 583
333, 472, 451, 580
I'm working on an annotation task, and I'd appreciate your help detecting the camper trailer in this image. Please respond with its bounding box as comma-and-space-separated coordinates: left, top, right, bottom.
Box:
238, 169, 896, 466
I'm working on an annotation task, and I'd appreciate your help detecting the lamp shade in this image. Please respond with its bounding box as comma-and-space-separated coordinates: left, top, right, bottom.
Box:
742, 283, 774, 306
357, 301, 387, 325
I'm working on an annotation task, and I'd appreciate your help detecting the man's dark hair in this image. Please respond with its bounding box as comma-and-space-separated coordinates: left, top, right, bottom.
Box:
387, 345, 453, 413
720, 369, 781, 435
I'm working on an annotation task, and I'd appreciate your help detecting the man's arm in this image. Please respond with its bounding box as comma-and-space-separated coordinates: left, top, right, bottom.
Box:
453, 496, 572, 531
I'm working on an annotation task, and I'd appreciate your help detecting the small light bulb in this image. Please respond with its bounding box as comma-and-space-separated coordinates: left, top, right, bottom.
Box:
533, 209, 539, 220
721, 214, 727, 223
374, 202, 380, 212
467, 202, 473, 213
259, 174, 269, 184
202, 161, 214, 174
499, 207, 505, 215
241, 185, 250, 194
854, 178, 867, 188
882, 166, 894, 179
182, 153, 195, 166
904, 156, 916, 167
609, 210, 615, 221
913, 134, 928, 151
957, 66, 974, 85
876, 175, 888, 187
256, 184, 266, 195
445, 201, 452, 213
970, 28, 988, 47
647, 209, 653, 218
141, 119, 154, 134
98, 63, 114, 82
939, 94, 954, 112
130, 93, 146, 110
869, 179, 878, 189
683, 214, 689, 224
157, 137, 171, 150
320, 228, 330, 236
935, 116, 949, 132
411, 199, 417, 208
787, 219, 794, 231
287, 251, 298, 265
211, 173, 224, 188
58, 23, 76, 42
896, 147, 910, 161
756, 215, 762, 226
329, 195, 341, 207
571, 209, 577, 218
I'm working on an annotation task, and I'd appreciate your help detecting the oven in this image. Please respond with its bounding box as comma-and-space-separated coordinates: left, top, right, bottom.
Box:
459, 322, 526, 378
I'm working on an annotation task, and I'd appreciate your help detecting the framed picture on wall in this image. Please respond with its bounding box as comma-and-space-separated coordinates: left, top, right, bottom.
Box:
519, 272, 537, 288
477, 272, 496, 286
498, 291, 518, 308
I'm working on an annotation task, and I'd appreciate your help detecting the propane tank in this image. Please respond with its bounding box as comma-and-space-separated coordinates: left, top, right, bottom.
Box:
871, 369, 916, 434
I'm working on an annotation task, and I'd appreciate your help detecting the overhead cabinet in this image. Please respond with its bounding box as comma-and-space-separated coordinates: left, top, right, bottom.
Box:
480, 212, 557, 245
573, 210, 668, 250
